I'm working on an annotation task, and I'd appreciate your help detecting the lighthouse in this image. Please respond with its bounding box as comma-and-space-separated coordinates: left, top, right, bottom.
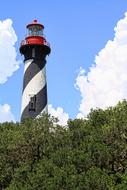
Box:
20, 20, 51, 121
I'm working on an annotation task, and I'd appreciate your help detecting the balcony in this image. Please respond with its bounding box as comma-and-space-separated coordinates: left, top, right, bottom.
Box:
20, 38, 50, 48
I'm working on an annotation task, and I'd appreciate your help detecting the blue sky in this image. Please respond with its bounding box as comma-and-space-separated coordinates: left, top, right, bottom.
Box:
0, 0, 127, 123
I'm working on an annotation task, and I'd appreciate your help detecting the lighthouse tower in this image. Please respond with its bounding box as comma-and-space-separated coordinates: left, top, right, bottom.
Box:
20, 20, 51, 121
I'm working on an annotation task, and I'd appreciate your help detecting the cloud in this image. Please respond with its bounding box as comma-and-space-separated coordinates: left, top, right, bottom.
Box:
48, 104, 69, 126
0, 104, 15, 123
0, 19, 20, 84
75, 12, 127, 118
0, 19, 19, 122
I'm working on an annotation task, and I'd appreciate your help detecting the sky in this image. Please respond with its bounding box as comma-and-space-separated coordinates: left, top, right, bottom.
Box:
1, 0, 127, 125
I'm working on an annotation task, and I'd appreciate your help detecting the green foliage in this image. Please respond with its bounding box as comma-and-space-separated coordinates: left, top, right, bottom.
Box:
0, 101, 127, 189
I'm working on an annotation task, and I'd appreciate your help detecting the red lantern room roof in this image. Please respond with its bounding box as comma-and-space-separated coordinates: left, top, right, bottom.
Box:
26, 19, 44, 29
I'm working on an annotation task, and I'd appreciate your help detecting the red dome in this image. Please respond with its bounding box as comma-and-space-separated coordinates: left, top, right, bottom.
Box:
26, 19, 44, 29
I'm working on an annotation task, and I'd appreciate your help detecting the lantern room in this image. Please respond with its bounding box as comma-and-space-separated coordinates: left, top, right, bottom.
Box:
20, 19, 51, 55
27, 19, 44, 37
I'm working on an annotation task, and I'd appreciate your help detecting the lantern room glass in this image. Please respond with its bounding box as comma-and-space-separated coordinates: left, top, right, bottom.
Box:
28, 25, 43, 36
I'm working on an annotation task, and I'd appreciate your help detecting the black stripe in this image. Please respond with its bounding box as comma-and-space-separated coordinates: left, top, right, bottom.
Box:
21, 84, 47, 121
23, 59, 46, 92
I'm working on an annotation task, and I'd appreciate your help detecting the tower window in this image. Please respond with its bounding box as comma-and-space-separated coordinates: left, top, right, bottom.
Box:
32, 48, 35, 58
29, 95, 36, 111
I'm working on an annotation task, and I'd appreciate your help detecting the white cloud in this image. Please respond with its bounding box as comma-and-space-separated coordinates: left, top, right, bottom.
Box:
0, 104, 15, 123
0, 19, 20, 84
0, 19, 19, 122
48, 104, 69, 126
75, 12, 127, 118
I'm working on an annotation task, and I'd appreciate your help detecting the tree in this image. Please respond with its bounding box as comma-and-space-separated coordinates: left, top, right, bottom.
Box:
0, 101, 127, 189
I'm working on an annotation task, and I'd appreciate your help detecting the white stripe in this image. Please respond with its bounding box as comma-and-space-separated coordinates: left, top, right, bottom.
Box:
21, 66, 46, 115
42, 104, 48, 114
24, 59, 33, 73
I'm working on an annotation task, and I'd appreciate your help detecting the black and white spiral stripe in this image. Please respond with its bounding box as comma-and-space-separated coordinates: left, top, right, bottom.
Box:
21, 57, 48, 121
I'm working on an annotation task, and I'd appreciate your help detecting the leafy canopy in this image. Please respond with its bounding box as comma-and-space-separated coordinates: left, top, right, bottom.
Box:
0, 101, 127, 189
